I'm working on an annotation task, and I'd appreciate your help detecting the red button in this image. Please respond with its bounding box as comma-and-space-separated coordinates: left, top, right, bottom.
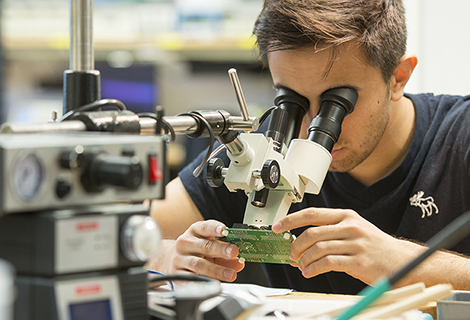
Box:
148, 155, 163, 184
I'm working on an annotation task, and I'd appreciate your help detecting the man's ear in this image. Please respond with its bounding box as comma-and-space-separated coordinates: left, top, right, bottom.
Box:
390, 53, 418, 101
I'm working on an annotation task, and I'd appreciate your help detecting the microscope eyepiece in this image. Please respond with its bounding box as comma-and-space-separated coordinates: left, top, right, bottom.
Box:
320, 87, 358, 114
267, 87, 310, 149
307, 87, 358, 152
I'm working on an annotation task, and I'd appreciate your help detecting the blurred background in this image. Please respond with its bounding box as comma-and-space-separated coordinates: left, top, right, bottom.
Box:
1, 0, 470, 171
1, 0, 469, 287
0, 0, 276, 177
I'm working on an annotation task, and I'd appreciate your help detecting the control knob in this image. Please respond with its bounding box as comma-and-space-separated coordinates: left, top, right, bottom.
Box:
61, 148, 144, 192
121, 215, 161, 262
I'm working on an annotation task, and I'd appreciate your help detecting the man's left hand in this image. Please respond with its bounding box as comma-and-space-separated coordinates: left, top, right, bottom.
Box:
272, 207, 423, 285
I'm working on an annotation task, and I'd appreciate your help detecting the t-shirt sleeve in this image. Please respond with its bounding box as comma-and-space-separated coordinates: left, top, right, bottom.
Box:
178, 144, 248, 227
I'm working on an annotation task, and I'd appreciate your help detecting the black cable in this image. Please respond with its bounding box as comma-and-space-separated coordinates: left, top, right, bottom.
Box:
259, 106, 278, 126
337, 210, 470, 320
177, 112, 215, 178
148, 274, 217, 286
389, 210, 470, 285
137, 112, 176, 142
60, 99, 127, 122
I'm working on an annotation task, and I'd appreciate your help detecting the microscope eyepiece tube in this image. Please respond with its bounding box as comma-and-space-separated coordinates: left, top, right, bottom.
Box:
273, 87, 310, 145
307, 87, 358, 152
265, 107, 289, 152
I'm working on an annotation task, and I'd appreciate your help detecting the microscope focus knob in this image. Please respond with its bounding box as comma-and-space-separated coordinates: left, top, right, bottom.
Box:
121, 215, 161, 262
261, 159, 280, 189
206, 158, 225, 187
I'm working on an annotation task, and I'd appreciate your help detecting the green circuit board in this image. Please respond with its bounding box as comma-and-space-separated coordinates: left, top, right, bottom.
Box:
223, 228, 300, 264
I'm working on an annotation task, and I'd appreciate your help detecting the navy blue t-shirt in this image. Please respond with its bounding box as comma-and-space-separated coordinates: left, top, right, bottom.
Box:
179, 93, 470, 294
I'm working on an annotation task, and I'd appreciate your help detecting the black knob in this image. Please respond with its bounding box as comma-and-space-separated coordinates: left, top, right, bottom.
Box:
206, 158, 225, 187
56, 177, 72, 199
81, 154, 143, 192
95, 154, 143, 189
261, 159, 280, 189
59, 146, 86, 171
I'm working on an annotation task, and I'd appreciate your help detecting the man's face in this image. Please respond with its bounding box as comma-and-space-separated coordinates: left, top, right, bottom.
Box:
268, 44, 392, 173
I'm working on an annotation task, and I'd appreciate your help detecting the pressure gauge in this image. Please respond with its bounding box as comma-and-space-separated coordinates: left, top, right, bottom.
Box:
11, 153, 44, 201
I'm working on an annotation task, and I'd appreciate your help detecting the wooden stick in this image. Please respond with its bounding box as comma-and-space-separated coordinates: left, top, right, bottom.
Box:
373, 282, 426, 307
354, 284, 453, 319
300, 282, 426, 318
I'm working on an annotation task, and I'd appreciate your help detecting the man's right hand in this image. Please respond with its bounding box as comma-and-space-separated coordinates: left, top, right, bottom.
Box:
166, 220, 245, 282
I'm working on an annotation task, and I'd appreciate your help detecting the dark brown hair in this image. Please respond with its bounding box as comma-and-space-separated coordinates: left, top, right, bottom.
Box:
253, 0, 407, 82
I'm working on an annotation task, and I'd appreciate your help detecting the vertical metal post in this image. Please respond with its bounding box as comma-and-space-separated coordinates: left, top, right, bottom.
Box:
70, 0, 94, 71
0, 0, 4, 124
63, 0, 100, 114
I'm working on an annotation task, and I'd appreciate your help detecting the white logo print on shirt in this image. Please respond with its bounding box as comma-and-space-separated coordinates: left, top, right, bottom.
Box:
409, 191, 439, 218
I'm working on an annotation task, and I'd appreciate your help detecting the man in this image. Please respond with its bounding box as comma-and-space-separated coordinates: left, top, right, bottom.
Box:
148, 0, 470, 294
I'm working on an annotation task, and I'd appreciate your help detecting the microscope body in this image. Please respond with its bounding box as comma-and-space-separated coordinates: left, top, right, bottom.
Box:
224, 133, 332, 227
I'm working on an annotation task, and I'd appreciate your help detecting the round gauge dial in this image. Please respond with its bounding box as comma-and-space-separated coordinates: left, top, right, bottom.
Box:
12, 153, 44, 201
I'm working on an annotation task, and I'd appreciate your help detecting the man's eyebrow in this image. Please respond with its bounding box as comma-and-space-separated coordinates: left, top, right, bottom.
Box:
272, 84, 295, 91
325, 84, 363, 92
273, 84, 362, 93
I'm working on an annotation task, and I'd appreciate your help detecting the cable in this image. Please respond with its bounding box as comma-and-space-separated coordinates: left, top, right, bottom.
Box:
137, 113, 176, 142
147, 270, 175, 291
60, 99, 127, 122
208, 144, 227, 162
259, 106, 278, 126
188, 107, 275, 178
148, 273, 216, 285
176, 112, 215, 178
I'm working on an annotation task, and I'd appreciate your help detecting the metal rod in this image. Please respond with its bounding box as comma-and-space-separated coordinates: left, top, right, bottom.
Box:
228, 68, 249, 121
139, 116, 198, 135
0, 121, 87, 134
225, 136, 245, 155
0, 115, 257, 135
70, 0, 94, 71
229, 116, 259, 132
141, 116, 258, 134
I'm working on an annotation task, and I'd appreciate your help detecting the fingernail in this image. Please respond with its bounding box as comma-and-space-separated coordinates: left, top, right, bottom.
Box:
272, 222, 282, 232
302, 269, 308, 277
226, 245, 235, 257
224, 269, 235, 281
216, 225, 223, 235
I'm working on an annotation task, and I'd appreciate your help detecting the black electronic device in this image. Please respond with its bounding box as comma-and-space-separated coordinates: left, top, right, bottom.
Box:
0, 133, 166, 320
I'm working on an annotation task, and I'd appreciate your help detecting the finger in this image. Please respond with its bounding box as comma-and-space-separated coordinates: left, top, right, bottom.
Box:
272, 207, 355, 233
215, 258, 245, 272
300, 254, 356, 279
190, 220, 228, 238
176, 236, 239, 259
290, 225, 350, 260
177, 255, 239, 282
296, 239, 357, 271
